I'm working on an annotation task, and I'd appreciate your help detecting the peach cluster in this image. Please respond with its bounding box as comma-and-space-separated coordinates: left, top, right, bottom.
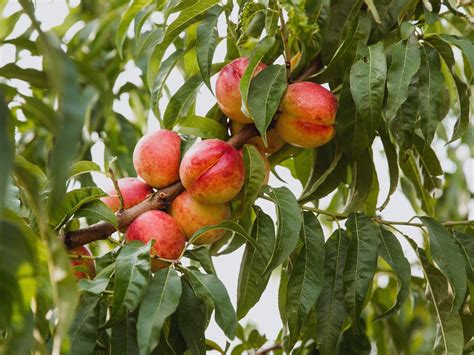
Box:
87, 130, 249, 272
216, 57, 338, 149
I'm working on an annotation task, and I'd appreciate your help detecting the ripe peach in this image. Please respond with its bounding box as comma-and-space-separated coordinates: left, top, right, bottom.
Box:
276, 82, 337, 148
179, 139, 245, 204
169, 191, 231, 245
230, 121, 285, 154
125, 210, 186, 271
216, 57, 267, 124
101, 177, 152, 212
133, 130, 181, 188
70, 246, 96, 280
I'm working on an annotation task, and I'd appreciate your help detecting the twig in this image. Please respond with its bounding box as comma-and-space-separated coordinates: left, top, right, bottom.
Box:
108, 167, 124, 212
256, 342, 282, 354
68, 254, 97, 260
61, 125, 259, 249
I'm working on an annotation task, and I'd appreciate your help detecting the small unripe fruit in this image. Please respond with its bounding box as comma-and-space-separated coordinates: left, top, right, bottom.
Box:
169, 191, 231, 245
180, 139, 245, 204
70, 246, 96, 280
216, 57, 267, 124
276, 82, 337, 148
101, 177, 152, 212
125, 210, 186, 271
133, 130, 181, 188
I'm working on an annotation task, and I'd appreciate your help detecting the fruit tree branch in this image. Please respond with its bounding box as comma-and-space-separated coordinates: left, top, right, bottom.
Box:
62, 125, 259, 249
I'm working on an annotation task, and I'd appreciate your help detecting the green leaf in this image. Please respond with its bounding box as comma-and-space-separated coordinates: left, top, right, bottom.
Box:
237, 145, 267, 217
137, 267, 182, 355
263, 186, 303, 273
78, 263, 114, 295
107, 242, 151, 326
0, 92, 14, 212
179, 280, 208, 355
374, 226, 410, 320
441, 34, 474, 84
69, 161, 102, 179
378, 129, 399, 210
20, 95, 58, 134
419, 251, 464, 355
0, 63, 49, 88
247, 64, 287, 142
74, 200, 118, 228
343, 213, 380, 330
136, 28, 164, 59
116, 0, 152, 57
350, 42, 386, 140
111, 312, 139, 355
418, 45, 444, 144
184, 246, 216, 274
239, 36, 276, 113
187, 269, 237, 339
188, 220, 263, 257
385, 37, 421, 122
163, 74, 203, 129
316, 229, 350, 355
343, 149, 374, 214
335, 76, 369, 162
412, 135, 443, 193
449, 75, 470, 143
174, 115, 228, 139
147, 0, 219, 87
420, 217, 467, 312
265, 0, 279, 36
285, 212, 325, 350
197, 6, 221, 92
49, 187, 106, 230
69, 293, 101, 355
237, 207, 275, 319
452, 231, 474, 282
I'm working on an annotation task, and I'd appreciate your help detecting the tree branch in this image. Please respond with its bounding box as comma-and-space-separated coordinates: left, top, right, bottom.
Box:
62, 125, 259, 249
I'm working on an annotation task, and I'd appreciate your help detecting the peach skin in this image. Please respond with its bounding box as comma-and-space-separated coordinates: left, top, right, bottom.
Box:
133, 129, 181, 188
125, 210, 186, 271
276, 82, 337, 148
70, 245, 96, 280
169, 191, 231, 245
179, 139, 245, 204
101, 177, 152, 212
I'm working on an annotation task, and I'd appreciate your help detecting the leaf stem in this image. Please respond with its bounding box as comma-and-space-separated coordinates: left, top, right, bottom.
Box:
108, 167, 124, 212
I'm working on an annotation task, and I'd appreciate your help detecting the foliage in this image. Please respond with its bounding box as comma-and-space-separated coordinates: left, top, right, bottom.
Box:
0, 0, 473, 354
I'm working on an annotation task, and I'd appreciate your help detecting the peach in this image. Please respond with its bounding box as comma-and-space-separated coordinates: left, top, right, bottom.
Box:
70, 246, 96, 280
133, 130, 181, 188
179, 139, 245, 204
230, 121, 285, 154
216, 57, 267, 124
101, 177, 152, 212
125, 210, 186, 271
276, 82, 337, 148
169, 191, 231, 245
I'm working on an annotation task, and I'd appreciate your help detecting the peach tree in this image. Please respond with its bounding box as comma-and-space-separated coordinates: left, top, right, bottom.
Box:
1, 0, 473, 354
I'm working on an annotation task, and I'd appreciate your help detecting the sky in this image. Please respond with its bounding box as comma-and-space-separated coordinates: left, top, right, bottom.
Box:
1, 0, 473, 349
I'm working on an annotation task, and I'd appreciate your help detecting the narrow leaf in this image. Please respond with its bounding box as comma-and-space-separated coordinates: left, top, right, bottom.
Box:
343, 213, 380, 330
378, 129, 399, 210
375, 226, 410, 320
116, 0, 151, 57
350, 42, 386, 139
263, 186, 303, 273
74, 200, 118, 228
316, 229, 350, 355
237, 207, 275, 319
107, 242, 151, 326
247, 65, 287, 142
137, 268, 182, 355
418, 45, 444, 144
286, 212, 325, 350
0, 92, 14, 211
174, 115, 228, 140
420, 217, 467, 312
197, 6, 221, 92
385, 37, 421, 122
69, 161, 102, 179
69, 293, 101, 355
452, 231, 474, 282
111, 312, 139, 355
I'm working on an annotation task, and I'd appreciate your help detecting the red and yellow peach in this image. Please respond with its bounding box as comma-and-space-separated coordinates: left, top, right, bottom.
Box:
179, 139, 245, 204
101, 177, 152, 212
276, 82, 337, 148
70, 245, 96, 280
133, 130, 181, 188
169, 191, 231, 245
